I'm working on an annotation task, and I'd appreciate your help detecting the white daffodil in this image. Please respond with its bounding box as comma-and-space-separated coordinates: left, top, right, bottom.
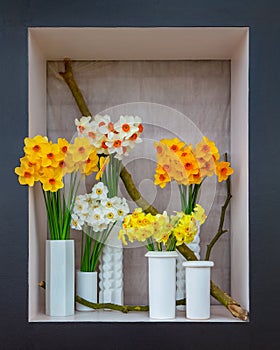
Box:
94, 114, 114, 135
105, 132, 130, 159
103, 207, 118, 224
73, 198, 89, 217
75, 116, 92, 136
101, 196, 120, 208
71, 213, 84, 230
114, 199, 130, 219
113, 115, 139, 139
83, 193, 98, 207
91, 182, 109, 200
86, 207, 105, 230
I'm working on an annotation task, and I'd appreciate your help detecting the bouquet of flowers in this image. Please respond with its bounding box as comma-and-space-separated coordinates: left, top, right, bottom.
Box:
154, 136, 234, 214
118, 205, 206, 251
14, 135, 99, 240
71, 182, 129, 272
75, 114, 144, 196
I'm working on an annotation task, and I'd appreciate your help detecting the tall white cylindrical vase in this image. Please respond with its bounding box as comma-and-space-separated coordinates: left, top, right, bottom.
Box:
145, 251, 178, 319
45, 240, 75, 316
76, 271, 97, 311
183, 261, 214, 319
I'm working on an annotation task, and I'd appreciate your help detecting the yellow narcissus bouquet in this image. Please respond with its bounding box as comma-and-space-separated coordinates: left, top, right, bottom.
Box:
15, 135, 99, 240
154, 136, 234, 214
118, 205, 206, 251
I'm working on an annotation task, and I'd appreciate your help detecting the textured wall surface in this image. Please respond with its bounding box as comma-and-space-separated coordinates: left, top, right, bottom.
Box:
47, 60, 231, 305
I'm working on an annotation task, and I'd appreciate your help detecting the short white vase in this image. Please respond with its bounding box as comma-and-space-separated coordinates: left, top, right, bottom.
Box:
45, 240, 75, 316
76, 271, 97, 311
145, 251, 178, 319
183, 260, 214, 319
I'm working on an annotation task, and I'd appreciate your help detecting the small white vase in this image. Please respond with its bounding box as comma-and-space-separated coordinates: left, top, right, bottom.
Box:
183, 261, 214, 319
45, 240, 75, 316
76, 271, 97, 311
145, 251, 178, 319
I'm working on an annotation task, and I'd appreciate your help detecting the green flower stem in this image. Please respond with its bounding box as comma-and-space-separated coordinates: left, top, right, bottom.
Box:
80, 230, 85, 267
146, 237, 155, 251
104, 154, 122, 198
42, 171, 81, 240
191, 184, 200, 209
81, 223, 117, 272
59, 58, 248, 321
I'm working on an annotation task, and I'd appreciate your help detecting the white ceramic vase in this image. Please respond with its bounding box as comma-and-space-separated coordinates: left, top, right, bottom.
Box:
45, 240, 75, 317
76, 271, 97, 311
99, 222, 124, 305
145, 251, 178, 319
183, 261, 214, 319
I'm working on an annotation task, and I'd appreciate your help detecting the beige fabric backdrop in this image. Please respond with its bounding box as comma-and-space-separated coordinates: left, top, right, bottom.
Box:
47, 60, 231, 305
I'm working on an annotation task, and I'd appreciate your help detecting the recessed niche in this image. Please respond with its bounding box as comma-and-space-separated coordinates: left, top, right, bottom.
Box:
28, 27, 249, 322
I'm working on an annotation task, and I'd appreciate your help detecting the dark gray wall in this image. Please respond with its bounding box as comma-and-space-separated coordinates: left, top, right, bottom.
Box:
1, 0, 279, 349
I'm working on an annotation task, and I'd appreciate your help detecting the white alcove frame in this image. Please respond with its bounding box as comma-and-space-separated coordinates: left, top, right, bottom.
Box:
28, 27, 249, 322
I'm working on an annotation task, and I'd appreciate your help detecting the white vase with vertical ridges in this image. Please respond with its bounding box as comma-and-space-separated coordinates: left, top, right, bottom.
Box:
99, 222, 123, 305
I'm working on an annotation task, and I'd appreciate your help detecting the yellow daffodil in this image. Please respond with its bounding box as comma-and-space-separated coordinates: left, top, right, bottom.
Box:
187, 170, 202, 185
154, 165, 170, 188
197, 157, 216, 178
195, 136, 220, 163
68, 137, 93, 163
19, 155, 42, 181
40, 143, 62, 168
40, 168, 64, 192
80, 149, 99, 176
215, 161, 234, 182
23, 135, 49, 160
118, 229, 128, 245
160, 138, 186, 154
180, 152, 199, 175
15, 163, 36, 186
57, 138, 70, 156
193, 204, 207, 225
96, 156, 110, 180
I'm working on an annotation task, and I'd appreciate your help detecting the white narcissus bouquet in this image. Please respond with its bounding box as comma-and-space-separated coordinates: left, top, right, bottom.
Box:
71, 182, 129, 272
75, 114, 144, 197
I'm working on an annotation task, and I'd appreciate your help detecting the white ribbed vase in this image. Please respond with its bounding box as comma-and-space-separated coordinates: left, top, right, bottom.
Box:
99, 245, 123, 305
45, 240, 75, 316
76, 271, 97, 311
145, 251, 178, 319
183, 261, 214, 319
